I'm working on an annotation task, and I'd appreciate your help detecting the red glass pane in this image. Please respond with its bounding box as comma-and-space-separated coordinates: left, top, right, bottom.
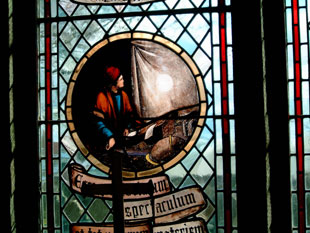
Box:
294, 26, 300, 61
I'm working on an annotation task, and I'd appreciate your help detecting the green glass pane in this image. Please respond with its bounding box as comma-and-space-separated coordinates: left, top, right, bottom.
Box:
98, 18, 116, 31
72, 38, 90, 61
87, 199, 110, 223
302, 81, 310, 115
204, 177, 215, 204
75, 193, 93, 209
216, 156, 223, 190
215, 119, 223, 152
73, 20, 91, 32
290, 156, 297, 191
73, 5, 91, 16
286, 8, 293, 43
39, 90, 46, 121
58, 6, 67, 17
60, 22, 80, 51
190, 157, 213, 187
124, 16, 143, 30
41, 159, 46, 192
73, 151, 91, 170
160, 15, 183, 41
165, 0, 178, 9
196, 126, 213, 152
136, 17, 157, 32
52, 55, 58, 87
207, 214, 216, 233
109, 18, 129, 34
299, 8, 307, 43
175, 0, 194, 9
228, 83, 235, 115
60, 56, 76, 83
80, 213, 94, 223
124, 5, 142, 12
177, 31, 197, 55
304, 119, 310, 153
59, 78, 68, 106
182, 147, 199, 170
97, 5, 116, 14
53, 160, 60, 192
63, 195, 84, 223
289, 119, 296, 153
201, 32, 212, 60
192, 0, 205, 7
39, 125, 46, 159
42, 194, 48, 227
52, 23, 58, 52
54, 195, 61, 228
84, 21, 105, 45
165, 163, 187, 188
176, 13, 194, 27
148, 1, 168, 11
227, 48, 234, 82
231, 156, 236, 191
105, 213, 114, 222
87, 5, 100, 14
39, 24, 45, 53
61, 181, 72, 208
37, 0, 44, 18
149, 15, 168, 28
58, 41, 69, 67
180, 175, 196, 188
306, 193, 310, 227
52, 90, 59, 120
217, 192, 224, 227
188, 14, 210, 43
211, 13, 219, 44
60, 106, 66, 120
291, 193, 298, 228
193, 48, 211, 75
305, 156, 310, 190
203, 139, 214, 168
39, 56, 45, 88
232, 193, 238, 227
62, 215, 70, 233
105, 200, 113, 208
59, 1, 77, 16
60, 145, 71, 171
53, 125, 59, 158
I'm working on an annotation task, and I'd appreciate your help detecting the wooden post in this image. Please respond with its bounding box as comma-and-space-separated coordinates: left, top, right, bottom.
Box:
81, 151, 154, 233
111, 152, 125, 233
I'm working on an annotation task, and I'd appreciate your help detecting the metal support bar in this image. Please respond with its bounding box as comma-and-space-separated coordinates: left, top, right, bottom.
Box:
80, 151, 154, 233
112, 152, 125, 233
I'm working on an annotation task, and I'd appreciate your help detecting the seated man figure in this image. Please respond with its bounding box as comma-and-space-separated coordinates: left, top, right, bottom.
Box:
93, 66, 133, 151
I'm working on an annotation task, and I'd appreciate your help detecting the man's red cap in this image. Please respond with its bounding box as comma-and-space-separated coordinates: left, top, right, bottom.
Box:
106, 66, 120, 82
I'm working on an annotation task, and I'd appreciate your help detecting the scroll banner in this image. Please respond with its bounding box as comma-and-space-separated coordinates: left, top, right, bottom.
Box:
72, 219, 206, 233
69, 163, 170, 199
153, 219, 207, 233
69, 164, 209, 232
70, 0, 160, 5
72, 222, 151, 233
124, 187, 206, 224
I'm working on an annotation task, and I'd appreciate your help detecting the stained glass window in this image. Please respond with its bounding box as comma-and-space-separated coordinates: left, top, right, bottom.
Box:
37, 0, 237, 233
285, 0, 310, 232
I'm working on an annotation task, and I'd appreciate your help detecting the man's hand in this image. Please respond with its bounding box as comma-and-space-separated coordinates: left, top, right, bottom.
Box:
106, 137, 116, 150
123, 128, 129, 136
